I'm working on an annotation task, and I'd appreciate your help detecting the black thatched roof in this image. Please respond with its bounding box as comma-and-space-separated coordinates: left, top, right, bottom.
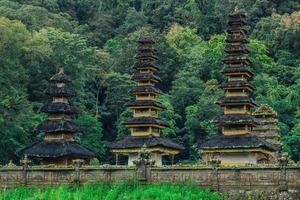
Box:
222, 66, 253, 75
109, 136, 184, 150
135, 52, 158, 60
124, 117, 168, 127
130, 85, 162, 94
217, 96, 257, 105
198, 134, 278, 151
228, 18, 246, 25
50, 73, 71, 83
229, 10, 246, 18
138, 35, 155, 44
223, 55, 251, 65
224, 44, 250, 54
134, 62, 160, 70
226, 26, 247, 34
125, 100, 166, 109
40, 102, 78, 114
137, 45, 157, 52
214, 114, 259, 124
221, 80, 254, 90
36, 119, 80, 133
225, 35, 248, 43
45, 86, 75, 97
16, 140, 95, 158
132, 73, 161, 82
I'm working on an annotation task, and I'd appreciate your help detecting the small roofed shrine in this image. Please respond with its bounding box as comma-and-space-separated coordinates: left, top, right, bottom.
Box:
109, 35, 183, 166
199, 9, 278, 165
252, 104, 281, 151
16, 68, 95, 166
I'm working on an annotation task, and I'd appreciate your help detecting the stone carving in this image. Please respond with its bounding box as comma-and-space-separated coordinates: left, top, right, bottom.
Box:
133, 144, 155, 182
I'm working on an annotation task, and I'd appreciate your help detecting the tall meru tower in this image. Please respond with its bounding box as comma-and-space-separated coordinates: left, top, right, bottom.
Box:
16, 69, 95, 166
110, 35, 183, 166
199, 10, 278, 165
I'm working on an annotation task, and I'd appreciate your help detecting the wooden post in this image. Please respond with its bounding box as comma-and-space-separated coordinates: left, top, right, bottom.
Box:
116, 154, 119, 165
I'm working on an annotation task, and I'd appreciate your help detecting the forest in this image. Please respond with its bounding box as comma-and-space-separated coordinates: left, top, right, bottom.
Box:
0, 0, 300, 164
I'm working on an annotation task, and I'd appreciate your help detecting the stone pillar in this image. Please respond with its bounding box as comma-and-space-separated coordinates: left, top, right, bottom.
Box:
72, 159, 84, 185
209, 158, 221, 191
278, 154, 288, 191
20, 155, 31, 186
133, 145, 155, 183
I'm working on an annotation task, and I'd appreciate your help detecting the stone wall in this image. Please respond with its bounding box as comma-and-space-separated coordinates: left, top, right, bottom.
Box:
0, 165, 299, 198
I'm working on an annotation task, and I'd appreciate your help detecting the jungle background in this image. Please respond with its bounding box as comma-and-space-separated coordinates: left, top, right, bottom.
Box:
1, 0, 300, 164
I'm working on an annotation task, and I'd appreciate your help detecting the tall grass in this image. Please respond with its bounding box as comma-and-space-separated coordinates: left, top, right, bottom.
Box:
0, 182, 223, 200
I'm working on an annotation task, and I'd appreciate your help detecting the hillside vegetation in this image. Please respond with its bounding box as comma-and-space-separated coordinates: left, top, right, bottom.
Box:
0, 0, 300, 164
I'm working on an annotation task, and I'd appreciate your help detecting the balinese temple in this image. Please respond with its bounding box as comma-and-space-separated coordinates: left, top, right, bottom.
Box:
199, 10, 278, 165
109, 35, 183, 166
252, 104, 281, 155
16, 69, 95, 166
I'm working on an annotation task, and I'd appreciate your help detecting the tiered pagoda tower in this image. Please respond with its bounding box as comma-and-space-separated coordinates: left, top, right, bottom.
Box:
252, 104, 281, 151
16, 69, 95, 166
199, 10, 278, 165
110, 35, 183, 166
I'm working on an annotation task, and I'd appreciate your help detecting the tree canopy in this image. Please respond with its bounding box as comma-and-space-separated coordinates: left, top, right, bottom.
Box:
0, 0, 300, 163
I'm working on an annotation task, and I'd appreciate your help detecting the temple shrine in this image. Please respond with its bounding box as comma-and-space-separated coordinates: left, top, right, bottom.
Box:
252, 104, 281, 159
199, 10, 278, 165
109, 35, 183, 166
16, 69, 95, 166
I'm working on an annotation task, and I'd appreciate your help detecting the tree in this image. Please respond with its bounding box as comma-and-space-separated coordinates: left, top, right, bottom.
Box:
157, 95, 181, 138
75, 114, 104, 157
184, 79, 222, 160
24, 27, 100, 107
169, 71, 206, 118
0, 17, 36, 163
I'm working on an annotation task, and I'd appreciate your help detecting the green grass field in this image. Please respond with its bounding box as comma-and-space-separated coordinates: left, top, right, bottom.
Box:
0, 182, 224, 200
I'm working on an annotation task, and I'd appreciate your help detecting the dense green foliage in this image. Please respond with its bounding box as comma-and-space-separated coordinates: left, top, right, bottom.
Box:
0, 182, 223, 200
0, 0, 300, 163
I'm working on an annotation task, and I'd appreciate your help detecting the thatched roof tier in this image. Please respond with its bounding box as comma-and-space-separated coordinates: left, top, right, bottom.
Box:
40, 102, 78, 114
228, 18, 246, 25
225, 35, 248, 43
214, 114, 259, 125
132, 73, 161, 82
16, 140, 95, 158
137, 45, 157, 52
36, 119, 80, 133
226, 26, 247, 34
229, 10, 246, 18
135, 52, 158, 60
222, 66, 253, 75
124, 117, 168, 127
134, 62, 160, 70
50, 73, 71, 83
253, 104, 278, 117
125, 100, 166, 109
198, 134, 278, 151
109, 136, 184, 150
224, 44, 250, 54
223, 55, 251, 65
45, 86, 75, 97
221, 81, 254, 90
217, 96, 257, 105
138, 35, 155, 44
130, 85, 162, 94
